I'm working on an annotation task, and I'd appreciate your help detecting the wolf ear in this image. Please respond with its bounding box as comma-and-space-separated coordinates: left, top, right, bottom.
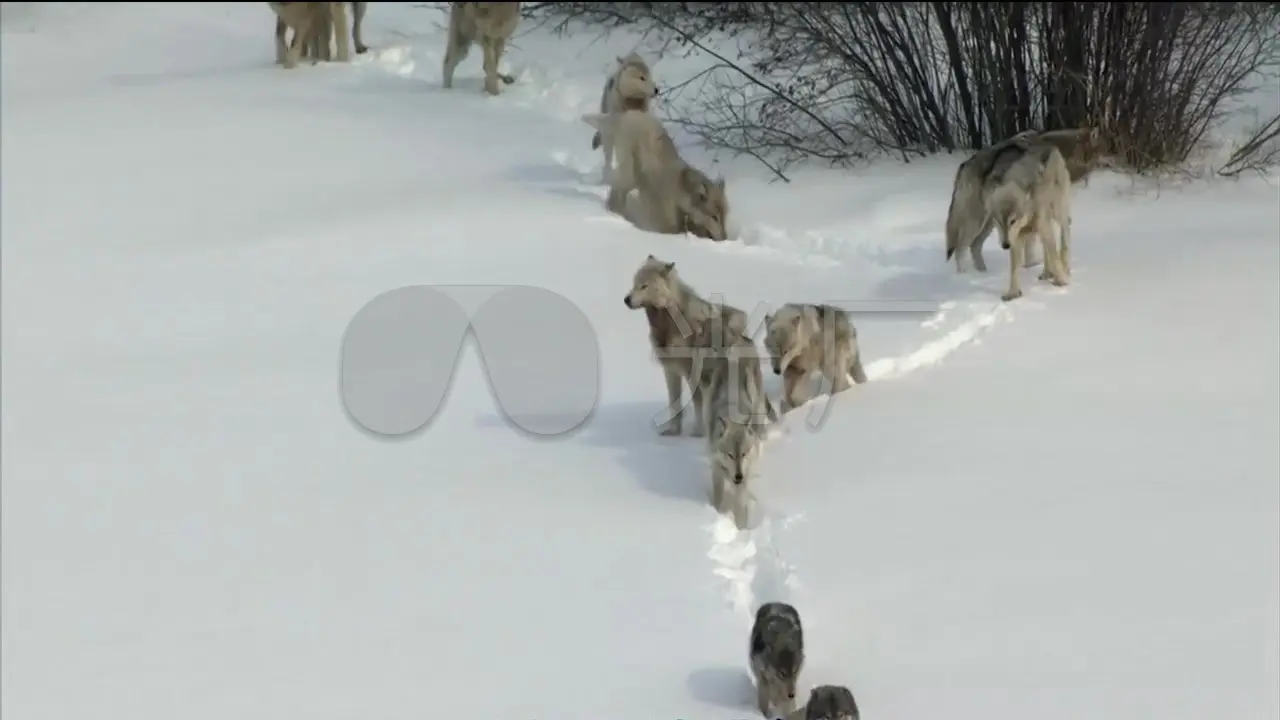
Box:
715, 176, 726, 189
647, 253, 656, 260
661, 261, 675, 275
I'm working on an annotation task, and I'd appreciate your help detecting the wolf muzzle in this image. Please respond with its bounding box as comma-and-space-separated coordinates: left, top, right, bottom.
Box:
771, 362, 781, 375
733, 471, 744, 484
623, 294, 635, 308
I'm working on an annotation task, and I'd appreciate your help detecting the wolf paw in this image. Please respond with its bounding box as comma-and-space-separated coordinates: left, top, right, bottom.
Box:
658, 424, 682, 437
1001, 289, 1023, 302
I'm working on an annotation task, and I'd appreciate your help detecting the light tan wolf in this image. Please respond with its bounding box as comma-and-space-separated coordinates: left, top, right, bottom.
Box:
623, 255, 749, 437
945, 127, 1102, 273
441, 2, 521, 96
299, 2, 370, 60
985, 143, 1073, 301
700, 328, 778, 528
591, 53, 659, 184
581, 109, 730, 241
762, 303, 868, 413
269, 2, 349, 69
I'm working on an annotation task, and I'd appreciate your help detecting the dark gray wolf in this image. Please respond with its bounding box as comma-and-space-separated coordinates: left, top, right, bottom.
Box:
762, 303, 867, 413
269, 2, 351, 68
986, 143, 1073, 301
802, 685, 860, 720
591, 53, 659, 184
750, 601, 805, 718
623, 255, 748, 437
945, 127, 1100, 274
442, 2, 521, 96
582, 109, 730, 241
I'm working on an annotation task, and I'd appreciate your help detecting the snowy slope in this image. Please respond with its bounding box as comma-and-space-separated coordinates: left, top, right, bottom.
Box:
2, 3, 1277, 719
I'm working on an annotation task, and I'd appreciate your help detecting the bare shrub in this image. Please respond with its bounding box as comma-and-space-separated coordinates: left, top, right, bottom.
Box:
529, 2, 1280, 178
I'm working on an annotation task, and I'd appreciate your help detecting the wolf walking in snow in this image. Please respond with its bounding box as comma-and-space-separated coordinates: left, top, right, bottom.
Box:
945, 127, 1099, 275
582, 109, 730, 241
296, 1, 369, 60
976, 143, 1074, 301
798, 685, 860, 720
623, 255, 749, 437
698, 328, 776, 527
269, 2, 351, 68
441, 2, 521, 96
762, 303, 867, 414
590, 53, 660, 184
750, 601, 806, 719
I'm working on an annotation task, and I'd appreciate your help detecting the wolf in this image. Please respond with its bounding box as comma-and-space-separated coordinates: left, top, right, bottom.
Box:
801, 685, 860, 720
762, 303, 867, 414
623, 255, 748, 437
298, 1, 369, 60
442, 2, 521, 96
699, 331, 777, 528
591, 53, 660, 184
985, 143, 1073, 301
750, 601, 805, 719
582, 109, 730, 241
269, 2, 350, 68
945, 127, 1101, 274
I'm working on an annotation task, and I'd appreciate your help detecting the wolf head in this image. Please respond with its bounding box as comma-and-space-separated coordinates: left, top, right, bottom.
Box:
804, 685, 859, 720
613, 53, 658, 102
714, 416, 759, 485
623, 255, 680, 310
762, 306, 805, 375
681, 168, 730, 241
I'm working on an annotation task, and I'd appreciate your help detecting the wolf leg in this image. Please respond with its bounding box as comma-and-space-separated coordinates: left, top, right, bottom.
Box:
350, 1, 368, 54
481, 37, 501, 95
688, 378, 706, 437
274, 17, 290, 65
441, 17, 470, 89
658, 364, 684, 436
711, 466, 725, 511
757, 682, 773, 717
1036, 216, 1069, 286
731, 490, 749, 529
971, 232, 989, 272
782, 367, 810, 412
494, 37, 515, 84
284, 14, 315, 69
1002, 232, 1025, 301
329, 2, 350, 62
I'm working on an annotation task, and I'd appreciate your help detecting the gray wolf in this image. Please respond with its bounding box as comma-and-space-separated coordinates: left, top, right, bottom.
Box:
442, 2, 521, 96
750, 601, 805, 719
623, 255, 748, 437
591, 53, 659, 184
762, 303, 867, 413
269, 2, 350, 68
802, 685, 860, 720
707, 408, 763, 529
984, 143, 1073, 301
945, 127, 1098, 274
699, 330, 777, 528
582, 109, 729, 241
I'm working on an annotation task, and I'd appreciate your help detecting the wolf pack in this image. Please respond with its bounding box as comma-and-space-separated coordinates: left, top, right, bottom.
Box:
268, 4, 1108, 718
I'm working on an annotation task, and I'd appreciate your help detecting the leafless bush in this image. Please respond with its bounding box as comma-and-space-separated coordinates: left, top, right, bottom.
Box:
530, 2, 1280, 178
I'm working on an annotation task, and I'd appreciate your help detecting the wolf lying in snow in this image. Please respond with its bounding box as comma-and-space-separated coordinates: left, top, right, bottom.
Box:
583, 109, 730, 241
623, 255, 749, 437
750, 601, 806, 719
763, 303, 868, 413
793, 685, 860, 720
442, 2, 521, 96
591, 53, 659, 184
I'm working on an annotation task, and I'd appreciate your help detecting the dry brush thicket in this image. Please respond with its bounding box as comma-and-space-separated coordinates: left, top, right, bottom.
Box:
522, 2, 1280, 180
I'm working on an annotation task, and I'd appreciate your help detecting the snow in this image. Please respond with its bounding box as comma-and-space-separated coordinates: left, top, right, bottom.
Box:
3, 3, 1277, 719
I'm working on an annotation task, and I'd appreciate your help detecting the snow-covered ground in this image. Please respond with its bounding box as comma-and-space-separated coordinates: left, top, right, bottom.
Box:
3, 3, 1277, 719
